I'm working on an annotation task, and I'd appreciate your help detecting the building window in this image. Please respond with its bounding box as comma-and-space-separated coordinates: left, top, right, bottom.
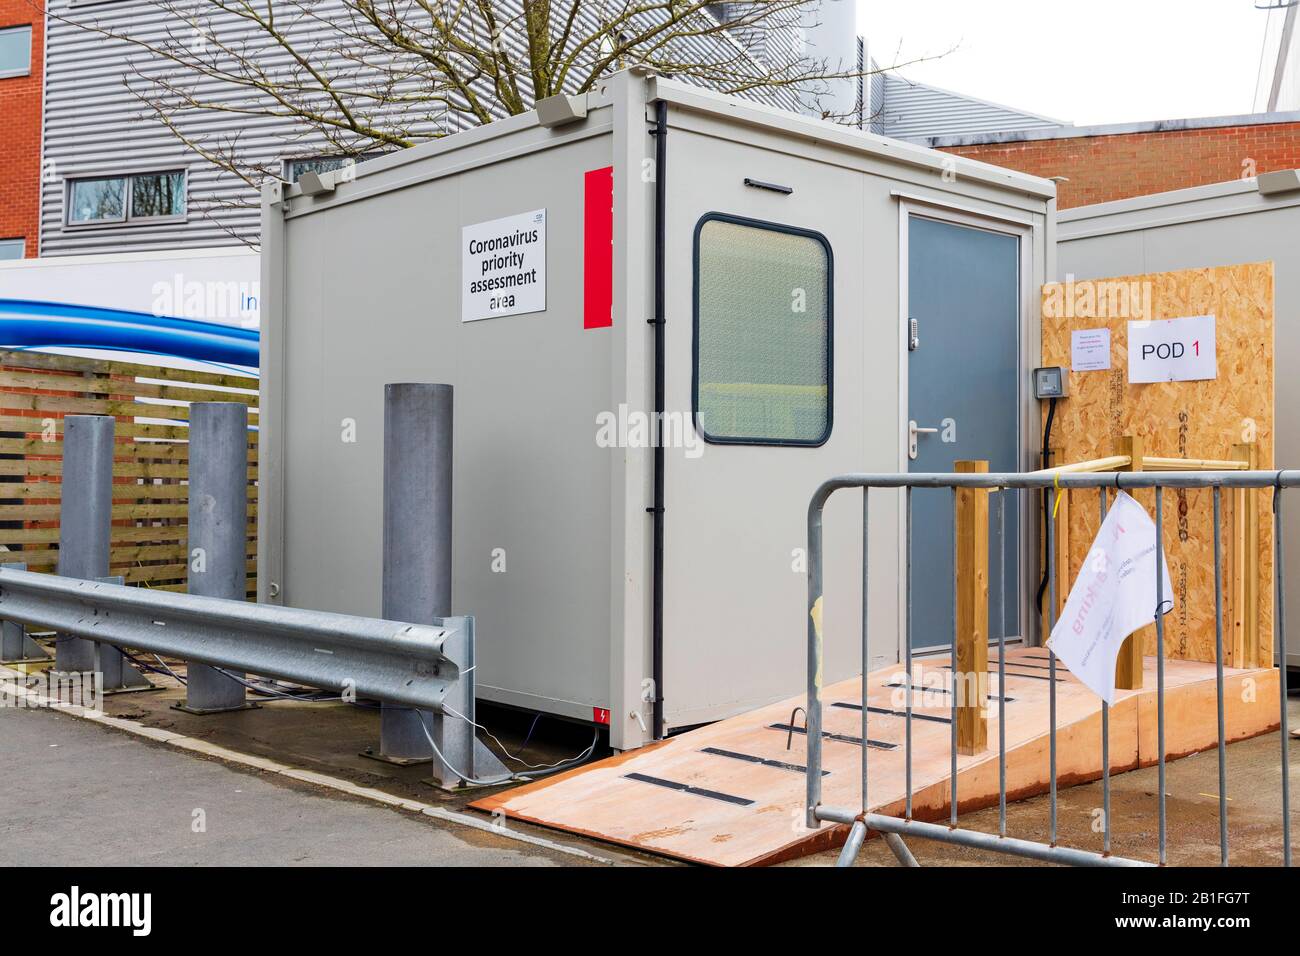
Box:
67, 171, 186, 225
130, 172, 186, 219
0, 25, 31, 79
283, 154, 382, 183
69, 178, 127, 223
693, 214, 833, 445
0, 239, 25, 260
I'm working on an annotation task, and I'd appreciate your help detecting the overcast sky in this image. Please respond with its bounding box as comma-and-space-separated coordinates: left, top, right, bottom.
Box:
860, 0, 1278, 126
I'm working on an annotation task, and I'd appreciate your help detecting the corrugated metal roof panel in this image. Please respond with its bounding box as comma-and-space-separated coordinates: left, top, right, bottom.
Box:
874, 74, 1067, 142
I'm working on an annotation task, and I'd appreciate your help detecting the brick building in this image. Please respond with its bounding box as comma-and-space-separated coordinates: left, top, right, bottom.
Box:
916, 112, 1300, 210
0, 0, 41, 258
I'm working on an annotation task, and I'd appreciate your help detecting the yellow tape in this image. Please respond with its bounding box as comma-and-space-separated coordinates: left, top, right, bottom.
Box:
1051, 472, 1063, 520
810, 596, 824, 690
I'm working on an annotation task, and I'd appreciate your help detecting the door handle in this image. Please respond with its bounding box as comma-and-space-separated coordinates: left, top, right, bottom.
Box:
908, 420, 939, 461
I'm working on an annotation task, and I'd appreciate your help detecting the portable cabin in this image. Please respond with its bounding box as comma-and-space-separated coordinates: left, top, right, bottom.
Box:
258, 68, 1056, 750
1057, 173, 1300, 671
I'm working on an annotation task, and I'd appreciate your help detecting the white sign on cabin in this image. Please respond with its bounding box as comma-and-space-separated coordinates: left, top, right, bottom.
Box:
1071, 328, 1111, 372
1127, 314, 1217, 383
461, 208, 547, 322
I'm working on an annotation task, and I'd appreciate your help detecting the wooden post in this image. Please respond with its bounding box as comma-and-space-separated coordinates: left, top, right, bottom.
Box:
1113, 435, 1145, 690
955, 459, 988, 756
1232, 441, 1258, 667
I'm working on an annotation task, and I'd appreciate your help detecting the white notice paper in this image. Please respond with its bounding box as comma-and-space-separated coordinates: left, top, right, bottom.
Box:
1071, 328, 1111, 372
1128, 314, 1216, 383
1046, 492, 1173, 705
462, 208, 546, 322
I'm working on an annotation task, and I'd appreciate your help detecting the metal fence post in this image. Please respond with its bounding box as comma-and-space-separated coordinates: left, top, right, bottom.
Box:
54, 415, 114, 674
1113, 435, 1145, 689
805, 492, 825, 828
373, 384, 507, 788
0, 562, 47, 663
178, 402, 251, 713
377, 384, 452, 770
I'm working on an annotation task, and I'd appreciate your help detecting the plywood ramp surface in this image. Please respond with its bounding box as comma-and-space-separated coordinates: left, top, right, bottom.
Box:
473, 648, 1279, 866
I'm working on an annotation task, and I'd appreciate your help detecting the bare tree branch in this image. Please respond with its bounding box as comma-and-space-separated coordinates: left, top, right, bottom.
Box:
51, 0, 951, 232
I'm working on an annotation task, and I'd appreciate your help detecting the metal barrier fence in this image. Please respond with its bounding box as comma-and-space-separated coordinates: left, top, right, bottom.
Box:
0, 390, 511, 789
0, 565, 466, 712
806, 470, 1295, 867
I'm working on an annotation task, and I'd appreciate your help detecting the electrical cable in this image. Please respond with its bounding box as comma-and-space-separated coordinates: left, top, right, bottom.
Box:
210, 666, 342, 702
125, 650, 598, 785
419, 713, 600, 787
442, 704, 597, 772
124, 647, 364, 704
121, 650, 187, 685
151, 654, 186, 685
1034, 396, 1058, 618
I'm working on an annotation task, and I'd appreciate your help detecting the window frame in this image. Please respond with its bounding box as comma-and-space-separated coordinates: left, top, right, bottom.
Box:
65, 169, 187, 227
0, 24, 32, 79
0, 238, 25, 260
281, 153, 383, 184
691, 211, 835, 448
66, 176, 128, 226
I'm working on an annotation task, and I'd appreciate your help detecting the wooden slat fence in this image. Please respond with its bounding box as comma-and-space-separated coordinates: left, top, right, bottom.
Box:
0, 349, 258, 596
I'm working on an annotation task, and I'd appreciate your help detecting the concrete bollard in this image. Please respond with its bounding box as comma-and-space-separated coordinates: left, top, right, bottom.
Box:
178, 402, 252, 713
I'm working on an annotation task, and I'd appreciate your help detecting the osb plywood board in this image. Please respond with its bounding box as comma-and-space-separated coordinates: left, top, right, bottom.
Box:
473, 648, 1279, 866
1041, 264, 1274, 666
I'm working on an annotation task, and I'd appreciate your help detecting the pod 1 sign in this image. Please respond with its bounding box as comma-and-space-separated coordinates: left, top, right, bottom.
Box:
1127, 314, 1216, 383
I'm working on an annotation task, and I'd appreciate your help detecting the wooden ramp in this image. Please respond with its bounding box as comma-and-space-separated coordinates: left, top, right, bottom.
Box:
473, 648, 1280, 866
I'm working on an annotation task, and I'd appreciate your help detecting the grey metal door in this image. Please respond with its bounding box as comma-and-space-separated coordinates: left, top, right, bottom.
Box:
907, 214, 1020, 649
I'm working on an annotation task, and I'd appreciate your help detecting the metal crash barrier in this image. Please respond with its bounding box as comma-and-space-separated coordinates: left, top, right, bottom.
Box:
0, 565, 467, 713
806, 469, 1294, 867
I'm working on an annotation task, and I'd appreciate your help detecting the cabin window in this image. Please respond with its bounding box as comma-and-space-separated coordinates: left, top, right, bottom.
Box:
693, 214, 832, 445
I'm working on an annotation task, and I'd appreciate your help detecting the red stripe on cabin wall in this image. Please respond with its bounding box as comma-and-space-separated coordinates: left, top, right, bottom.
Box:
583, 166, 614, 330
